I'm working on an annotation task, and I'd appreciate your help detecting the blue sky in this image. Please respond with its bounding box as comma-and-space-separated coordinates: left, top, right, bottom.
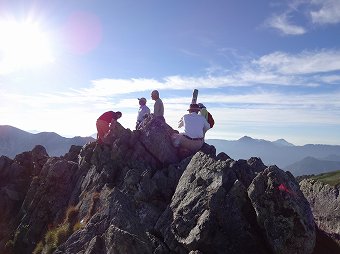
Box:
1, 0, 340, 145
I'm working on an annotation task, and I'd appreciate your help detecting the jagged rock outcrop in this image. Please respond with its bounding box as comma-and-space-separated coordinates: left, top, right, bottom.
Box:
248, 166, 315, 254
0, 115, 317, 254
300, 179, 340, 249
0, 145, 49, 248
155, 153, 270, 254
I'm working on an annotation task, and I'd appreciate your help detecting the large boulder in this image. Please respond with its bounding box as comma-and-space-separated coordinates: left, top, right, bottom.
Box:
300, 179, 340, 244
138, 114, 180, 166
156, 152, 270, 254
248, 166, 316, 254
101, 115, 180, 168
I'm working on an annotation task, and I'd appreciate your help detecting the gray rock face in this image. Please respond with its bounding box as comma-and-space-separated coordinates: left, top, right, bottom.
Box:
56, 187, 154, 254
248, 166, 316, 254
138, 115, 180, 165
300, 179, 340, 244
101, 115, 179, 168
12, 157, 79, 254
156, 152, 269, 254
0, 116, 317, 254
0, 145, 50, 253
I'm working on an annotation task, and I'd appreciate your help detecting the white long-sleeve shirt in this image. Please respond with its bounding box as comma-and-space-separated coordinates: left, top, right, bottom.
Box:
178, 112, 210, 138
137, 105, 150, 122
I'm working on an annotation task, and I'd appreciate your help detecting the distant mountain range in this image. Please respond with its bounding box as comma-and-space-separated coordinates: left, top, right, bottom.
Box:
2, 125, 339, 176
284, 156, 340, 176
0, 125, 95, 158
207, 136, 340, 175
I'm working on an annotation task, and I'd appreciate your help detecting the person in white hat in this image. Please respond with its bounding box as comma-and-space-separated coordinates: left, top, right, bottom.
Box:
136, 97, 150, 129
172, 103, 210, 156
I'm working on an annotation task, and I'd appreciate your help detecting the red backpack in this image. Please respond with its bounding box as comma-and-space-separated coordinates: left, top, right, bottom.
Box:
207, 112, 214, 128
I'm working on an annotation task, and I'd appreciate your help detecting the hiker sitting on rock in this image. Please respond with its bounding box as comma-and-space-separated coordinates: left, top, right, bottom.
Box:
136, 97, 150, 129
96, 111, 122, 144
151, 90, 164, 121
172, 103, 210, 156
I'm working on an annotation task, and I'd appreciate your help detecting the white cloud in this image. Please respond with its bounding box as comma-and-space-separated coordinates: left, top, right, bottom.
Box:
3, 48, 340, 142
3, 84, 340, 136
317, 75, 340, 83
265, 0, 340, 36
253, 50, 340, 74
29, 49, 338, 104
266, 13, 306, 35
310, 0, 340, 24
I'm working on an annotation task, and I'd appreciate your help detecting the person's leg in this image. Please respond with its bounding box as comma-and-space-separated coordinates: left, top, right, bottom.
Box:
171, 133, 181, 147
180, 138, 204, 154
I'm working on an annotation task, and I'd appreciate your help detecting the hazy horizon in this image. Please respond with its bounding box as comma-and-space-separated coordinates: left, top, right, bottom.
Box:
3, 124, 340, 147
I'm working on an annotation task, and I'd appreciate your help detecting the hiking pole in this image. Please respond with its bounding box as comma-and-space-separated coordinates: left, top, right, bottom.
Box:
191, 89, 198, 104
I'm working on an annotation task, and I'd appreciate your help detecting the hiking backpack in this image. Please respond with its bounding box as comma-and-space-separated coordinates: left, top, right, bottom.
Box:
207, 112, 214, 128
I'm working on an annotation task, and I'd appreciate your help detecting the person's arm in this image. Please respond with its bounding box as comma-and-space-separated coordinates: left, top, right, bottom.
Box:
140, 107, 149, 120
137, 109, 143, 122
178, 116, 184, 128
145, 106, 150, 115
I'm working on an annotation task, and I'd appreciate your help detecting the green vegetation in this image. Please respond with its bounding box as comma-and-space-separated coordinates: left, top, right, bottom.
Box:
32, 241, 44, 254
32, 192, 101, 254
311, 170, 340, 186
4, 223, 29, 252
33, 206, 82, 254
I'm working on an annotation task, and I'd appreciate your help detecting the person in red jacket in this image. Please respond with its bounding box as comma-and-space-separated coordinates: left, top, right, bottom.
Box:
96, 111, 122, 143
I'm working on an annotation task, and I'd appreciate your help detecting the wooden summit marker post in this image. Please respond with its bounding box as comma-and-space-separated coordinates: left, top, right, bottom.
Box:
191, 89, 198, 104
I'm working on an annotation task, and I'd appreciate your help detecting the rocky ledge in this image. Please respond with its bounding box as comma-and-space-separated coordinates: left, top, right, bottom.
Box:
0, 115, 333, 254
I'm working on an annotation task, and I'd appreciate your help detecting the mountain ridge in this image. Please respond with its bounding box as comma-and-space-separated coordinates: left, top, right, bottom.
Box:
2, 125, 340, 176
0, 125, 94, 158
207, 137, 340, 173
284, 156, 340, 176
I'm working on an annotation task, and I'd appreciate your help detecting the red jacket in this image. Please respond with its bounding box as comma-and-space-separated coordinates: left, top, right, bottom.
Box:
98, 111, 120, 123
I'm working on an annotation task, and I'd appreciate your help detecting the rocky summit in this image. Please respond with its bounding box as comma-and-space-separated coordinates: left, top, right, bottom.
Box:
0, 115, 334, 254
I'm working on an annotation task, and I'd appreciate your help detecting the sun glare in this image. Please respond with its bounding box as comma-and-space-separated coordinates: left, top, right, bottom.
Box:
0, 19, 54, 74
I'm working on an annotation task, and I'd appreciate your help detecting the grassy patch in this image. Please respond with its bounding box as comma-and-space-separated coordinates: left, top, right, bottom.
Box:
311, 170, 340, 186
32, 241, 44, 254
33, 205, 83, 254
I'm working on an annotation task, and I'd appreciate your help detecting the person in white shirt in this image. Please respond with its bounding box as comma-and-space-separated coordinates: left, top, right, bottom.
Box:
136, 97, 150, 129
172, 103, 210, 155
